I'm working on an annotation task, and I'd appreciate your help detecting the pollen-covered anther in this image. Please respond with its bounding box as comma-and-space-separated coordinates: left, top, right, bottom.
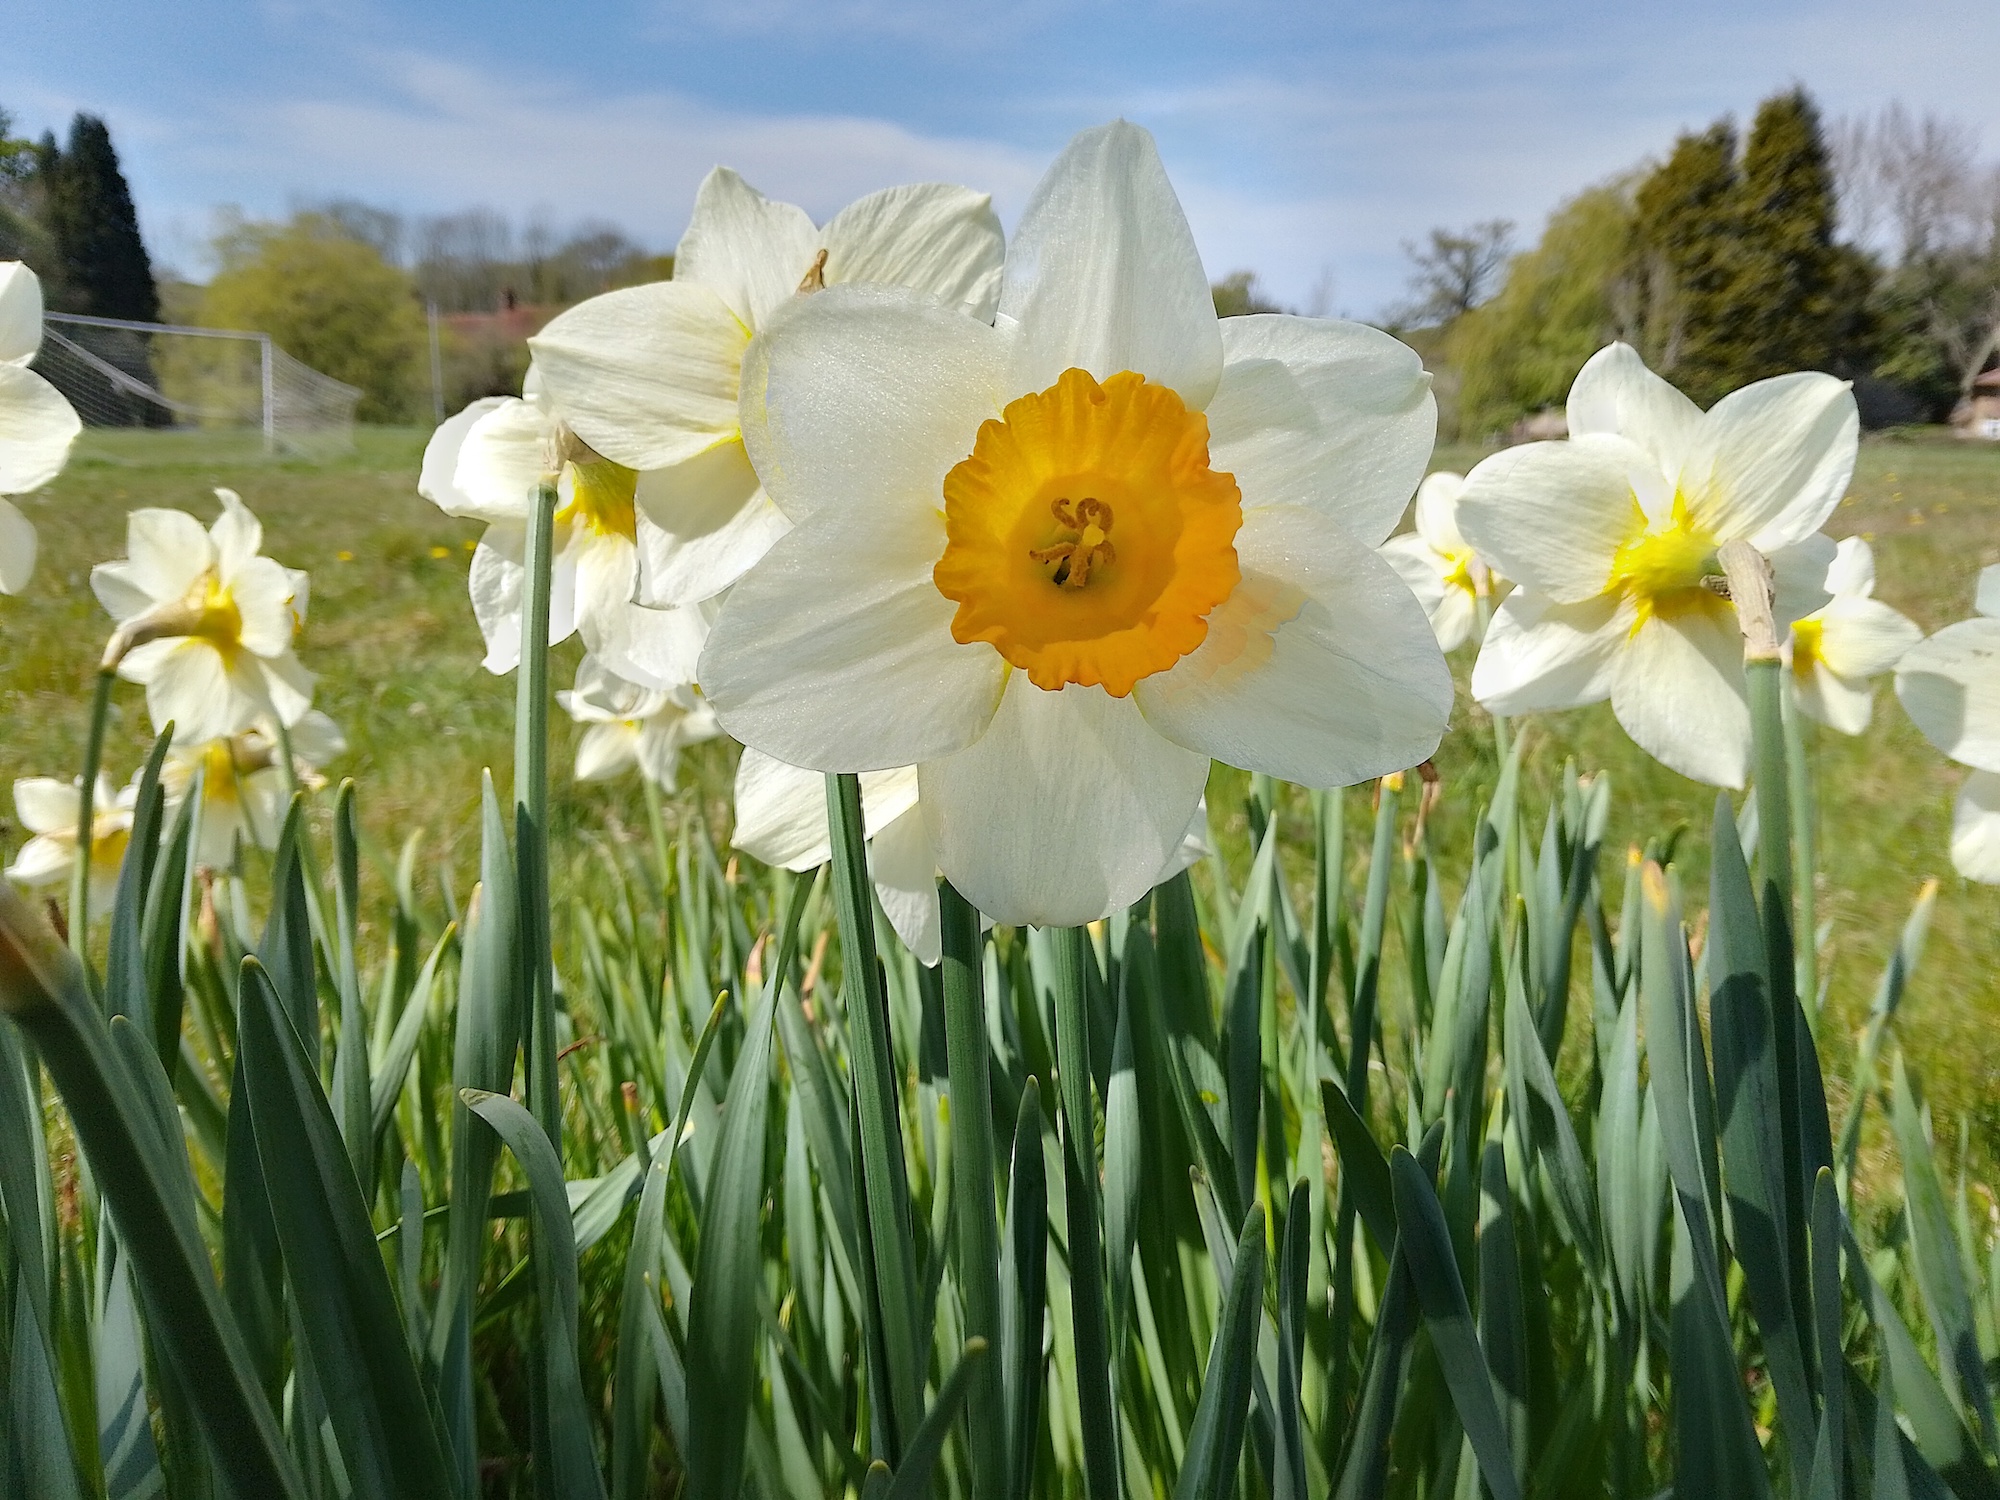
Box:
1029, 497, 1118, 589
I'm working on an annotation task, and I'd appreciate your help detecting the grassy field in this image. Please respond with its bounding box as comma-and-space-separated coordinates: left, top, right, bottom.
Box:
3, 423, 1998, 1173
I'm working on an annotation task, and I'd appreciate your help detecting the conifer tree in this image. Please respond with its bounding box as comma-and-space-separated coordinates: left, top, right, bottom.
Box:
1634, 122, 1741, 403
42, 113, 158, 322
1731, 88, 1851, 382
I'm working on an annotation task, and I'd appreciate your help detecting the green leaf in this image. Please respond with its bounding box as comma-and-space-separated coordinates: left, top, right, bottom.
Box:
462, 1090, 608, 1500
1000, 1077, 1048, 1500
238, 957, 455, 1500
370, 922, 455, 1143
1805, 1169, 1844, 1500
1275, 1180, 1311, 1500
1390, 1145, 1523, 1500
0, 884, 304, 1500
330, 780, 373, 1186
1477, 1139, 1531, 1496
1320, 1078, 1396, 1256
884, 1340, 991, 1500
1174, 1204, 1267, 1500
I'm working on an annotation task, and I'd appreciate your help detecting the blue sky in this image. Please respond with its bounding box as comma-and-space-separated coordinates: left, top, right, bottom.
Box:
6, 0, 1997, 314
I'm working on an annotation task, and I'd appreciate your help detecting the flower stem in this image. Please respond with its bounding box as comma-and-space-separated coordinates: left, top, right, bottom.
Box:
640, 775, 672, 901
1782, 686, 1819, 1029
938, 880, 1004, 1499
69, 666, 116, 971
516, 480, 560, 1150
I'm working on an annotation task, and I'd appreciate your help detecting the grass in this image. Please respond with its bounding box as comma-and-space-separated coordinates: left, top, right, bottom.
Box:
3, 422, 1998, 1175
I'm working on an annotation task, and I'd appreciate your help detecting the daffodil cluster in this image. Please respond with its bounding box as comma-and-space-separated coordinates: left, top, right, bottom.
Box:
1897, 566, 2000, 882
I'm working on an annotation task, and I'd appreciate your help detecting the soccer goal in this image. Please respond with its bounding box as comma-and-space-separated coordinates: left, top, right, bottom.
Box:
33, 313, 363, 459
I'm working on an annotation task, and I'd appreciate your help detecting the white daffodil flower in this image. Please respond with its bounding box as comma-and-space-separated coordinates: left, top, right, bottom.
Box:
0, 261, 84, 594
90, 489, 315, 745
557, 655, 719, 789
1379, 471, 1497, 651
1459, 342, 1855, 788
160, 710, 347, 869
527, 170, 1005, 610
5, 774, 135, 913
419, 375, 710, 690
1785, 536, 1921, 734
731, 747, 1211, 963
1895, 564, 2000, 882
698, 122, 1451, 928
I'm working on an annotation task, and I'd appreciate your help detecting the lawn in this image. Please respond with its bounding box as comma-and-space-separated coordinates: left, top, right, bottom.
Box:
4, 422, 1998, 1174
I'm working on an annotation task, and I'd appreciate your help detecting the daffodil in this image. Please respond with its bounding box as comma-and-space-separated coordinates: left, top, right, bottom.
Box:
557, 655, 719, 788
160, 710, 347, 869
527, 170, 1005, 609
1895, 565, 2000, 882
1380, 470, 1496, 651
5, 774, 134, 913
731, 748, 1211, 962
419, 376, 709, 690
1459, 342, 1855, 787
698, 122, 1450, 927
0, 262, 84, 594
1784, 536, 1920, 733
91, 489, 315, 745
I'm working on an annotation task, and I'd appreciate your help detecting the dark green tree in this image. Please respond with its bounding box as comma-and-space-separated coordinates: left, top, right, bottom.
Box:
1730, 88, 1854, 381
42, 113, 158, 322
1634, 122, 1742, 402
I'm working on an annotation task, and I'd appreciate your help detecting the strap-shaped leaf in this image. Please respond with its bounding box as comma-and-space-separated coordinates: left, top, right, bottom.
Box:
1174, 1204, 1266, 1500
239, 957, 454, 1500
884, 1340, 990, 1500
1000, 1078, 1048, 1500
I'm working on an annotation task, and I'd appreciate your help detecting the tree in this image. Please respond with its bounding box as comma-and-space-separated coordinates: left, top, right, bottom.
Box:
201, 212, 427, 421
1729, 88, 1851, 382
1210, 270, 1282, 318
1445, 183, 1639, 438
1633, 122, 1741, 400
41, 113, 158, 322
1394, 219, 1514, 327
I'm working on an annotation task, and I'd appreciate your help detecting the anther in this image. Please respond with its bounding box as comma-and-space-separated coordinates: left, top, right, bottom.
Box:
797, 248, 829, 294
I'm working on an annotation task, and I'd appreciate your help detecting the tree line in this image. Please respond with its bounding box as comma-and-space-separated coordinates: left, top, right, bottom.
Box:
1404, 89, 2000, 440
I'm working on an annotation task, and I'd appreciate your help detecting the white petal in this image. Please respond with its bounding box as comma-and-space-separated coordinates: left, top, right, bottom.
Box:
1770, 533, 1836, 629
632, 441, 789, 606
565, 654, 647, 721
259, 651, 317, 729
635, 717, 699, 788
817, 182, 1006, 322
1430, 586, 1479, 654
469, 525, 579, 676
5, 833, 73, 888
529, 281, 748, 472
0, 496, 35, 593
1380, 534, 1448, 620
1681, 372, 1857, 550
574, 722, 639, 782
452, 399, 553, 524
1205, 315, 1435, 546
228, 556, 299, 658
111, 508, 214, 610
869, 803, 942, 965
699, 505, 1005, 771
672, 167, 819, 329
1823, 534, 1875, 599
1470, 590, 1625, 715
740, 284, 1005, 524
1610, 605, 1751, 787
0, 262, 44, 364
13, 777, 79, 835
732, 749, 833, 871
1135, 506, 1451, 787
1565, 342, 1703, 484
1815, 596, 1922, 680
1456, 436, 1642, 602
143, 641, 261, 745
997, 121, 1222, 409
287, 709, 347, 764
1977, 564, 2000, 620
1164, 796, 1212, 880
0, 364, 81, 493
589, 595, 710, 695
919, 676, 1209, 928
1896, 618, 2000, 773
1950, 771, 2000, 883
1413, 471, 1467, 555
420, 397, 512, 519
209, 489, 263, 579
1789, 661, 1875, 734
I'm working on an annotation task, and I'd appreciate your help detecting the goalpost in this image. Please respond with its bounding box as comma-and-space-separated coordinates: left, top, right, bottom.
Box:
34, 313, 363, 458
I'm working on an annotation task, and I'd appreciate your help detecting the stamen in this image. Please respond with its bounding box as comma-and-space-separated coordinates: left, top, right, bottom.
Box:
1029, 497, 1119, 588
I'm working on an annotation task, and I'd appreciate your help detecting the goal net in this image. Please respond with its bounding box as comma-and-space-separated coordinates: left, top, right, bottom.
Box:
32, 314, 363, 459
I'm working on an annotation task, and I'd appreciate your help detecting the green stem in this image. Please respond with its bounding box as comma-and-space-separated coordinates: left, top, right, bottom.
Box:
939, 881, 1004, 1500
69, 667, 117, 974
1050, 923, 1120, 1500
640, 775, 672, 903
824, 772, 924, 1457
1747, 657, 1793, 915
516, 480, 560, 1151
1782, 686, 1819, 1029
